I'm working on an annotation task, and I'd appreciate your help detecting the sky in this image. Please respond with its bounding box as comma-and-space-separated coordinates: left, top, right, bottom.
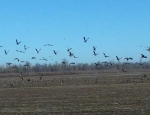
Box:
0, 0, 150, 66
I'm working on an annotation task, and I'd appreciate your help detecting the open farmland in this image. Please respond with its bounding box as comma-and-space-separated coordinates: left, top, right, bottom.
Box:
0, 70, 150, 115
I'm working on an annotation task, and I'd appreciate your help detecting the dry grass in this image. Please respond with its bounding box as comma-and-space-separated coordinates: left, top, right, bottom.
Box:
0, 71, 150, 115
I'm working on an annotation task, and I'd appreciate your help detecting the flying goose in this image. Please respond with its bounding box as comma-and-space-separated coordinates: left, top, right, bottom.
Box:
16, 39, 22, 45
116, 56, 122, 61
14, 58, 19, 62
35, 49, 41, 54
83, 37, 89, 43
93, 51, 99, 56
4, 50, 9, 55
24, 45, 29, 50
103, 53, 109, 58
53, 50, 59, 55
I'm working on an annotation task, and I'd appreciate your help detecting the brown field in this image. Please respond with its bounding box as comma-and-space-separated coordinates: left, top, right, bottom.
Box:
0, 70, 150, 115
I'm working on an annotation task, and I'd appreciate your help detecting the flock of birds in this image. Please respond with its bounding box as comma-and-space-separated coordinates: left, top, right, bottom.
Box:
0, 37, 150, 73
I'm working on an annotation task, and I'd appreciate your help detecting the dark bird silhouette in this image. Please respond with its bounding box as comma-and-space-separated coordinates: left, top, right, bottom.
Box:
70, 62, 75, 65
69, 51, 74, 57
31, 57, 36, 59
93, 46, 97, 51
125, 57, 133, 61
16, 39, 22, 45
116, 56, 122, 61
4, 50, 9, 55
94, 62, 99, 67
83, 37, 89, 43
14, 58, 19, 62
103, 53, 109, 58
122, 69, 127, 72
44, 44, 53, 46
141, 54, 147, 58
67, 48, 72, 52
24, 45, 29, 50
40, 57, 47, 61
53, 50, 58, 55
35, 49, 41, 54
93, 51, 99, 56
6, 63, 12, 65
16, 50, 25, 53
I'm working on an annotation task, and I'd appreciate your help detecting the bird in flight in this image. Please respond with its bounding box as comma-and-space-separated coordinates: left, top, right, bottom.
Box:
35, 49, 41, 54
83, 37, 89, 43
93, 51, 99, 56
4, 50, 9, 55
67, 48, 72, 52
44, 44, 53, 46
53, 50, 59, 55
24, 45, 29, 50
6, 62, 12, 66
16, 39, 22, 45
141, 54, 147, 58
31, 57, 36, 59
116, 56, 122, 61
93, 46, 97, 51
14, 58, 19, 62
103, 53, 109, 58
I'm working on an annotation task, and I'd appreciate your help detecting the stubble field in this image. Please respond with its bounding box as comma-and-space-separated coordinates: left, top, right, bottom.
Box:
0, 70, 150, 115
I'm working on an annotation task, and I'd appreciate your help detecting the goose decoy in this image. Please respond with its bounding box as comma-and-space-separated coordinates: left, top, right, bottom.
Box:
14, 58, 19, 62
116, 56, 122, 61
83, 37, 89, 43
93, 51, 99, 56
53, 50, 58, 55
4, 50, 9, 55
24, 45, 29, 50
16, 39, 22, 45
44, 44, 53, 46
103, 53, 109, 58
35, 49, 41, 54
141, 54, 147, 58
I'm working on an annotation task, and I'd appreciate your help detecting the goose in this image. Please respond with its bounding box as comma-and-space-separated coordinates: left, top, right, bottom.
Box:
83, 37, 89, 43
44, 44, 53, 46
122, 69, 127, 72
93, 51, 99, 56
94, 62, 99, 67
70, 62, 75, 65
53, 50, 58, 55
103, 53, 109, 58
69, 51, 74, 57
6, 62, 12, 65
4, 50, 9, 55
24, 45, 29, 50
31, 57, 36, 59
141, 54, 147, 58
116, 56, 122, 61
16, 39, 22, 45
14, 58, 19, 62
67, 48, 72, 52
93, 46, 97, 51
35, 49, 41, 54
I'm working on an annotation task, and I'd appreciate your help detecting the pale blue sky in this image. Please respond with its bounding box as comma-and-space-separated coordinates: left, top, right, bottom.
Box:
0, 0, 150, 65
